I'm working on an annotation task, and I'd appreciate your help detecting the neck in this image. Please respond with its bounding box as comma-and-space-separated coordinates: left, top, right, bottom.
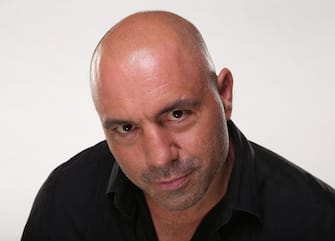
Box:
146, 144, 235, 241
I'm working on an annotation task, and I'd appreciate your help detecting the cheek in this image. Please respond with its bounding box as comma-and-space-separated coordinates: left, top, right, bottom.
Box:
178, 106, 227, 158
177, 118, 220, 156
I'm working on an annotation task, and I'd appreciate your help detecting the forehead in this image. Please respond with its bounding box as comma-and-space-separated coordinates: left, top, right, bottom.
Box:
95, 44, 209, 119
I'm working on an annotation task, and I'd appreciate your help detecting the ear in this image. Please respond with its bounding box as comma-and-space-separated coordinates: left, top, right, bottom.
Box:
217, 68, 233, 120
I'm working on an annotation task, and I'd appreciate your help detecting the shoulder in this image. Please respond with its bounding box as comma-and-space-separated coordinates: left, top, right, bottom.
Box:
251, 142, 334, 199
22, 141, 115, 240
47, 140, 114, 187
40, 140, 114, 209
251, 142, 335, 237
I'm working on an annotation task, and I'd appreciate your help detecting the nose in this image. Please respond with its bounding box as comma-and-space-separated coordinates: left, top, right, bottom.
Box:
142, 125, 179, 168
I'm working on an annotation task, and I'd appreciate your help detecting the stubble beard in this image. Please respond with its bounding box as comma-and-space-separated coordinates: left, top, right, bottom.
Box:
142, 153, 226, 211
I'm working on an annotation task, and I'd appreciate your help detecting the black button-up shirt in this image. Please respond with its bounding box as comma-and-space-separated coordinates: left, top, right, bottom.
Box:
21, 121, 335, 240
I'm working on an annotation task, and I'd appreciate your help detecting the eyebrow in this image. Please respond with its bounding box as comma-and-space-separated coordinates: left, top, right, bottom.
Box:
103, 119, 132, 130
102, 98, 201, 130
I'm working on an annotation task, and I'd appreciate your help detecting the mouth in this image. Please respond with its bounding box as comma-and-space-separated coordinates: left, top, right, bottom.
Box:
155, 172, 192, 191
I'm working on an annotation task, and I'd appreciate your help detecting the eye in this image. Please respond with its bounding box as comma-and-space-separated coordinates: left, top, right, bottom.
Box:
171, 110, 184, 119
167, 110, 188, 121
114, 123, 134, 134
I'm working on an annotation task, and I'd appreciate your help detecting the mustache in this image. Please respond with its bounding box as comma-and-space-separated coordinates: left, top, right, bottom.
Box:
141, 158, 200, 182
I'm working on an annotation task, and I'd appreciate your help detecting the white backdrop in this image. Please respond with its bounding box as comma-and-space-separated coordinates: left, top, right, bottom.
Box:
1, 0, 334, 240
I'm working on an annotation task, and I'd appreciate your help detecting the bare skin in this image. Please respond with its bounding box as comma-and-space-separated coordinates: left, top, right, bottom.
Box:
90, 11, 234, 241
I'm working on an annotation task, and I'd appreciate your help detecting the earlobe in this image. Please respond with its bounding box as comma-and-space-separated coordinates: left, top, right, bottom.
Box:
217, 68, 233, 120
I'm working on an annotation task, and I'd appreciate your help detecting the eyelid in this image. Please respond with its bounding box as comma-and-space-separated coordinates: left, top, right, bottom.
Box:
164, 109, 191, 122
114, 124, 133, 134
106, 121, 137, 136
157, 99, 201, 117
103, 119, 132, 130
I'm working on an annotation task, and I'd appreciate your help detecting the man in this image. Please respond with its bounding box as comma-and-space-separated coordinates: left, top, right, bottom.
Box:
22, 11, 334, 241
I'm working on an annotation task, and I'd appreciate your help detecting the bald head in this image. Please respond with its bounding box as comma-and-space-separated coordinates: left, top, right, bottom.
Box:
90, 11, 216, 104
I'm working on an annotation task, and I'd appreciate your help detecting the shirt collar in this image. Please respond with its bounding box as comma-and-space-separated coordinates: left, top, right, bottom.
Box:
106, 162, 139, 218
227, 120, 261, 220
193, 121, 261, 239
106, 120, 261, 222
